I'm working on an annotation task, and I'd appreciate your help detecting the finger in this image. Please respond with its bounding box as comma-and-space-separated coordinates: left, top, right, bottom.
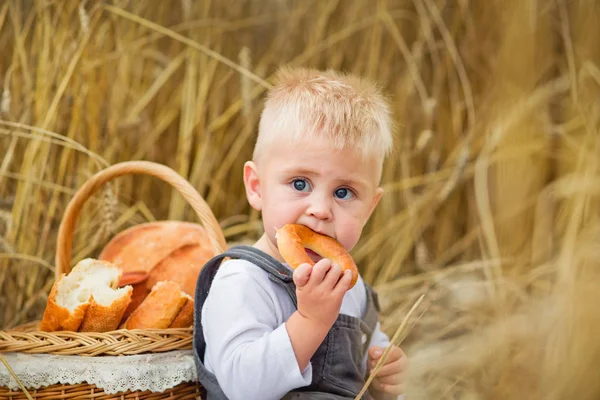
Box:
333, 269, 352, 294
370, 358, 407, 378
369, 345, 404, 365
307, 258, 332, 286
323, 263, 342, 290
292, 263, 312, 287
368, 346, 384, 362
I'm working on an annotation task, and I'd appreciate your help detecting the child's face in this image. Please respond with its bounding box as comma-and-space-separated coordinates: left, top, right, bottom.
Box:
244, 135, 384, 262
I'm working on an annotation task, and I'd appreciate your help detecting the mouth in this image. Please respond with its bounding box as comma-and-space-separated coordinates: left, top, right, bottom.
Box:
311, 228, 332, 239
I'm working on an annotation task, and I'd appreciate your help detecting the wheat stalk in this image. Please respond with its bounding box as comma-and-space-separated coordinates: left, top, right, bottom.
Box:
355, 294, 427, 400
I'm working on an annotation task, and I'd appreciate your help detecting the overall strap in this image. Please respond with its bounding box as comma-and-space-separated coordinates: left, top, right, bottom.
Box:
222, 245, 297, 306
224, 245, 294, 280
362, 283, 381, 332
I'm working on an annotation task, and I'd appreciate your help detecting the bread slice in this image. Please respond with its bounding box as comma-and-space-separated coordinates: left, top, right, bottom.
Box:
122, 281, 189, 329
40, 259, 132, 332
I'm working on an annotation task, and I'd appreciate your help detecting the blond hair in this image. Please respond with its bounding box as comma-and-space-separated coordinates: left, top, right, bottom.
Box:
253, 67, 394, 164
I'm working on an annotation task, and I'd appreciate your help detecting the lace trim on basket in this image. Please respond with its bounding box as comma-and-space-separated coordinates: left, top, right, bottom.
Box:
0, 350, 197, 394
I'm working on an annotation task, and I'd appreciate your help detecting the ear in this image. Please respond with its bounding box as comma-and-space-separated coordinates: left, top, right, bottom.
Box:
243, 161, 262, 211
366, 187, 384, 221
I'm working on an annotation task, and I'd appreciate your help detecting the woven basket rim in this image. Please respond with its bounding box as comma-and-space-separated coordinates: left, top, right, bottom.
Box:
0, 322, 194, 357
0, 381, 203, 399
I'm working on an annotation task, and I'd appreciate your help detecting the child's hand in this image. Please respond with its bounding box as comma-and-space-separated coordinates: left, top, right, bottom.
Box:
367, 345, 408, 397
292, 259, 352, 329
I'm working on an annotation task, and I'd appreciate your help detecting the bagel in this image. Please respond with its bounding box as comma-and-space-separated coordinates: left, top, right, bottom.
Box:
275, 224, 358, 289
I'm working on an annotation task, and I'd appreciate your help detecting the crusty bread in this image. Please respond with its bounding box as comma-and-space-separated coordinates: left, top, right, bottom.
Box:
40, 275, 90, 332
145, 244, 214, 297
169, 297, 194, 328
122, 281, 189, 329
79, 286, 133, 332
98, 221, 209, 274
40, 259, 133, 332
99, 221, 215, 321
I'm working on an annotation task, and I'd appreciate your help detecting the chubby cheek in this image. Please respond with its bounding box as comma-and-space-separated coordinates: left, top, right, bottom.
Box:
335, 219, 364, 252
262, 199, 303, 239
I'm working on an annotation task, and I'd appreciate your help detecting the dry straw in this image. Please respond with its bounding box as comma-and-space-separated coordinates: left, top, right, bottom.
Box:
1, 0, 600, 398
355, 294, 427, 399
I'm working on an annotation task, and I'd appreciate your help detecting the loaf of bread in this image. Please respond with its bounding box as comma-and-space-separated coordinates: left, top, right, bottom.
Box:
122, 281, 193, 330
40, 259, 133, 332
145, 244, 214, 297
98, 221, 209, 274
98, 221, 214, 321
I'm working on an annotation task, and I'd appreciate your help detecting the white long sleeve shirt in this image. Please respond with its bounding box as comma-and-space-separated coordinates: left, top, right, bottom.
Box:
201, 258, 393, 400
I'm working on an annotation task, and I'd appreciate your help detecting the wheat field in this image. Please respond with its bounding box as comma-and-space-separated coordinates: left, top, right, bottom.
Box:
1, 0, 600, 398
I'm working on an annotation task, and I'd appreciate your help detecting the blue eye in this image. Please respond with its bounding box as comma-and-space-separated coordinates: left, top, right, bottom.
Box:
334, 188, 354, 200
292, 179, 311, 192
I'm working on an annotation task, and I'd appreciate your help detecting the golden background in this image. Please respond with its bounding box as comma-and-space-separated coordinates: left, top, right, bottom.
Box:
1, 1, 599, 398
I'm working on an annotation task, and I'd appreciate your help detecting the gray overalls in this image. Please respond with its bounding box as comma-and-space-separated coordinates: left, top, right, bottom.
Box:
193, 246, 381, 400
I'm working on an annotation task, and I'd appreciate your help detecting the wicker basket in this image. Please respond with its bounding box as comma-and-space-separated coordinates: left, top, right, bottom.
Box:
0, 161, 228, 399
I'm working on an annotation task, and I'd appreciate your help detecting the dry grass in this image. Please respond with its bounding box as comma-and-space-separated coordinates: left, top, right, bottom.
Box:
1, 0, 599, 398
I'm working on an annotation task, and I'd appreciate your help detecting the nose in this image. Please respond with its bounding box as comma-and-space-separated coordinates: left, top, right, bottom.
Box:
306, 192, 333, 221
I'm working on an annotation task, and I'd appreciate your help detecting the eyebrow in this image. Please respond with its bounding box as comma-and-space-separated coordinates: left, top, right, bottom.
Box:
281, 167, 318, 177
338, 178, 369, 189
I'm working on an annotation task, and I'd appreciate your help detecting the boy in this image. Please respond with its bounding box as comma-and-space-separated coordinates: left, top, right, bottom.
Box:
193, 67, 408, 399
